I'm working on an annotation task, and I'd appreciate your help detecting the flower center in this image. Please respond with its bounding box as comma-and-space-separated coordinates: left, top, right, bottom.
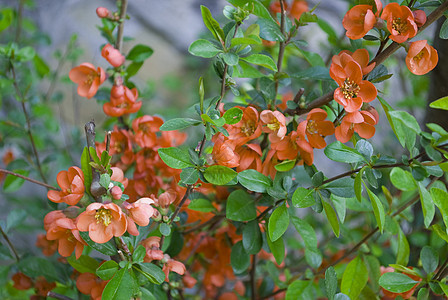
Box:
241, 121, 255, 137
341, 79, 360, 99
85, 73, 97, 85
139, 123, 149, 133
306, 120, 318, 135
266, 119, 280, 131
392, 17, 408, 34
95, 208, 112, 227
413, 51, 425, 62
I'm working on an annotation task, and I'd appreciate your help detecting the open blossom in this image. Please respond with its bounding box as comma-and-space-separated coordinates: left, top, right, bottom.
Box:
141, 236, 164, 262
101, 43, 125, 67
332, 49, 375, 75
342, 0, 382, 40
46, 216, 86, 258
162, 254, 186, 282
47, 166, 85, 206
335, 110, 378, 143
235, 144, 262, 173
12, 272, 33, 290
69, 63, 105, 99
381, 3, 417, 43
77, 203, 127, 243
225, 106, 261, 146
212, 136, 239, 168
405, 40, 438, 75
123, 198, 155, 236
330, 59, 377, 112
36, 234, 58, 256
260, 110, 287, 143
270, 0, 308, 21
103, 85, 142, 117
132, 115, 164, 148
77, 272, 107, 300
297, 108, 335, 149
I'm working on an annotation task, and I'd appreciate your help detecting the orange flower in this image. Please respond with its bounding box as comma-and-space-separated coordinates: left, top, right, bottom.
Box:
297, 108, 335, 149
162, 255, 186, 282
290, 0, 308, 20
47, 166, 85, 206
123, 198, 155, 236
12, 272, 33, 290
101, 43, 125, 67
235, 144, 262, 173
141, 236, 164, 262
262, 149, 280, 179
260, 110, 287, 143
381, 3, 417, 43
76, 203, 127, 243
110, 167, 129, 189
212, 136, 240, 168
405, 40, 438, 75
132, 115, 164, 148
380, 267, 421, 299
34, 277, 56, 297
226, 106, 262, 146
342, 0, 382, 40
271, 130, 301, 160
103, 85, 142, 117
46, 216, 86, 258
36, 233, 58, 256
76, 272, 107, 300
412, 10, 426, 27
335, 110, 378, 143
330, 59, 377, 112
332, 49, 375, 75
69, 63, 105, 99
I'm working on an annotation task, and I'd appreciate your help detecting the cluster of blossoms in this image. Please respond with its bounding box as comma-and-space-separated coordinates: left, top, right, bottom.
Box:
343, 0, 438, 75
11, 272, 56, 300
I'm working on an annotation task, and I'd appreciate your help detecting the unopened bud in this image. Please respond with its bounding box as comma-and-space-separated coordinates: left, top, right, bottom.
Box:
162, 215, 170, 223
96, 7, 110, 18
111, 186, 123, 200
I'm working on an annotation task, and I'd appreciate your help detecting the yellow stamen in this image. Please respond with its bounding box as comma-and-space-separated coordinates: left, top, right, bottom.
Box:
266, 119, 280, 131
392, 17, 408, 34
95, 208, 112, 227
341, 79, 360, 99
306, 120, 318, 134
241, 121, 255, 137
413, 51, 424, 62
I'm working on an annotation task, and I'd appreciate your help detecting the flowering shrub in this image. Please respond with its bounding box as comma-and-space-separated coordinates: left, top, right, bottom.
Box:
1, 0, 448, 299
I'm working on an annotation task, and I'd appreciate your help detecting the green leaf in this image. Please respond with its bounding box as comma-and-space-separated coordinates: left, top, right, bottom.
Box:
331, 194, 347, 224
285, 280, 312, 300
81, 147, 93, 196
257, 18, 285, 42
200, 5, 225, 43
420, 246, 438, 274
79, 231, 117, 256
136, 263, 165, 284
102, 268, 134, 300
241, 54, 277, 71
440, 18, 448, 39
293, 66, 331, 80
418, 182, 435, 228
180, 168, 199, 185
96, 260, 119, 280
228, 0, 275, 21
341, 256, 368, 300
432, 224, 448, 243
188, 198, 215, 212
230, 37, 261, 48
323, 177, 356, 198
100, 173, 111, 189
5, 209, 26, 232
292, 187, 314, 208
33, 54, 50, 78
267, 232, 285, 265
396, 229, 410, 266
325, 266, 338, 300
355, 167, 365, 202
429, 96, 448, 110
158, 147, 193, 169
160, 118, 201, 131
417, 287, 430, 300
390, 167, 417, 191
439, 283, 448, 297
222, 52, 239, 66
125, 62, 143, 79
204, 165, 237, 185
126, 44, 154, 62
242, 220, 262, 254
268, 204, 289, 242
132, 245, 146, 263
324, 141, 367, 163
18, 257, 60, 282
67, 255, 100, 274
366, 187, 385, 233
290, 216, 318, 250
159, 223, 171, 236
223, 107, 243, 125
322, 201, 340, 237
431, 187, 448, 232
226, 190, 257, 221
16, 46, 35, 62
379, 272, 419, 293
274, 160, 296, 172
231, 241, 250, 274
234, 60, 264, 78
0, 8, 14, 32
296, 48, 325, 67
188, 39, 221, 58
237, 169, 272, 193
3, 169, 29, 193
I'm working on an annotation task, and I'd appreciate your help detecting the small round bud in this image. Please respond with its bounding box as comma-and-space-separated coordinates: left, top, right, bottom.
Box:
96, 7, 110, 18
110, 186, 122, 200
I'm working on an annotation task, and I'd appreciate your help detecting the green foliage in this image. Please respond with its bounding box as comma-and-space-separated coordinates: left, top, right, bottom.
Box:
341, 256, 368, 300
226, 190, 257, 221
379, 272, 420, 293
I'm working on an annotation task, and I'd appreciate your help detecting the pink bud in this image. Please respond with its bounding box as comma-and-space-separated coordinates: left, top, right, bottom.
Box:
96, 7, 110, 18
101, 44, 125, 68
111, 186, 122, 200
412, 10, 426, 27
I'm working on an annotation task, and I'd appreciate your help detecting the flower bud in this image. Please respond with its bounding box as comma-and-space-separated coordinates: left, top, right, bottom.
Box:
412, 10, 426, 27
96, 7, 110, 18
111, 185, 123, 200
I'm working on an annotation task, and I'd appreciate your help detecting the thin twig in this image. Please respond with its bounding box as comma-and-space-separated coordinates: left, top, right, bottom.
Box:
0, 226, 20, 262
84, 121, 106, 201
115, 0, 128, 52
273, 0, 287, 108
182, 214, 225, 235
10, 63, 48, 184
0, 168, 59, 190
47, 292, 74, 300
434, 256, 448, 281
250, 255, 257, 300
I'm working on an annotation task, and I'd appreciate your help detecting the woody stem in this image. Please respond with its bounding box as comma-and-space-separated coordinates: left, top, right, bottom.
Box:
0, 225, 20, 262
0, 168, 59, 191
115, 0, 128, 52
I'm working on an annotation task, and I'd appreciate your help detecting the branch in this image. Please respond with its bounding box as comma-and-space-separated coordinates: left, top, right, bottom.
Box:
0, 168, 59, 190
250, 255, 257, 300
0, 225, 20, 262
10, 63, 48, 184
47, 292, 74, 300
84, 121, 106, 201
115, 0, 129, 52
284, 1, 448, 116
273, 0, 287, 108
181, 214, 225, 235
